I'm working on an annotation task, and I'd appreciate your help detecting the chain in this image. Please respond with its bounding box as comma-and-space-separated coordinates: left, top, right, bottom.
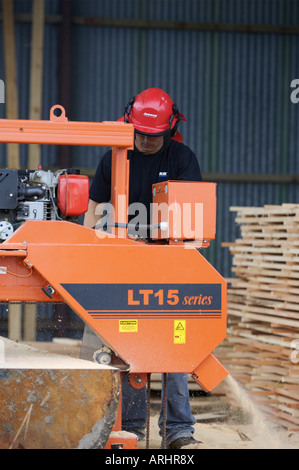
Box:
146, 373, 151, 449
161, 373, 167, 449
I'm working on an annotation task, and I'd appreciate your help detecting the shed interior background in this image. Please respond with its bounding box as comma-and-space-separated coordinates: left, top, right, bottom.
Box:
0, 0, 298, 340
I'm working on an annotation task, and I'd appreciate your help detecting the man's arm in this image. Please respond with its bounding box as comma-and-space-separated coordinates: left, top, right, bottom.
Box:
83, 199, 107, 228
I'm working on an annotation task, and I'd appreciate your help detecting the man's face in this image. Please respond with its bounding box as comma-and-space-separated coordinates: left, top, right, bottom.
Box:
135, 133, 164, 154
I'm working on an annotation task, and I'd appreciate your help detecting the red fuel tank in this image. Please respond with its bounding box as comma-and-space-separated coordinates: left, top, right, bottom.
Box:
57, 173, 89, 216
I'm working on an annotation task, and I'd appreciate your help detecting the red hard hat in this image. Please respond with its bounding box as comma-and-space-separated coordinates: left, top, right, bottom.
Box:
119, 88, 186, 142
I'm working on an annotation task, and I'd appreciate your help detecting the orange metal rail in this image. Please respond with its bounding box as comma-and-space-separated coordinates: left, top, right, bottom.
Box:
0, 105, 134, 236
0, 105, 135, 148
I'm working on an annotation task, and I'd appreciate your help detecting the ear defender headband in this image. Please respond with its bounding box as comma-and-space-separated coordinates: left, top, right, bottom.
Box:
124, 96, 136, 123
169, 103, 182, 137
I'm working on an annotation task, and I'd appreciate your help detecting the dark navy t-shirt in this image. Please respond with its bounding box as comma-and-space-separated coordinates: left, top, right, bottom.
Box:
89, 138, 202, 216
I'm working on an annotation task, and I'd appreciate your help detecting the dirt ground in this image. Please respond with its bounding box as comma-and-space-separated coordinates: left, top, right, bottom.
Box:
138, 413, 299, 450
138, 399, 299, 450
138, 377, 299, 450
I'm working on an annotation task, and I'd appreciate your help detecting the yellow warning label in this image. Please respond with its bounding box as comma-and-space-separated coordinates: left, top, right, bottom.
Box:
119, 320, 138, 333
174, 320, 186, 344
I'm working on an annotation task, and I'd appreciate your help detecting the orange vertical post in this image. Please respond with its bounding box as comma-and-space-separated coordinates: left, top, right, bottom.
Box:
111, 147, 130, 238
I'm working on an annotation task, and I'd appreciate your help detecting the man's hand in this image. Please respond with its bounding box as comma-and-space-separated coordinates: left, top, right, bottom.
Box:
83, 200, 106, 228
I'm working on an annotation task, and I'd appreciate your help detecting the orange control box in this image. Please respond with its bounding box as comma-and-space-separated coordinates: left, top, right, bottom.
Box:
152, 181, 217, 244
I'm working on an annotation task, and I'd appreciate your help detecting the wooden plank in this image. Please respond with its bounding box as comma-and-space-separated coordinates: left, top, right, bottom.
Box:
23, 304, 37, 342
228, 307, 299, 328
28, 0, 45, 170
2, 0, 20, 169
8, 304, 22, 341
24, 0, 46, 340
2, 0, 21, 340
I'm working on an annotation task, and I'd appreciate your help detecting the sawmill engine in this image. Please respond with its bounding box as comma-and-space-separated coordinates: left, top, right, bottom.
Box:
0, 168, 89, 242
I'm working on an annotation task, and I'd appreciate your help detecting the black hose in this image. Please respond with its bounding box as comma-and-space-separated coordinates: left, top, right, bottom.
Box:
18, 185, 46, 200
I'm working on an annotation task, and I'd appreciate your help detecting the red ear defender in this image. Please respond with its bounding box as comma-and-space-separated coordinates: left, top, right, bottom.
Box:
123, 96, 136, 124
120, 88, 186, 141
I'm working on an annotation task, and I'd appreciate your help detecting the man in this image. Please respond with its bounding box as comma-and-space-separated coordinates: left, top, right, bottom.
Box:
82, 88, 203, 449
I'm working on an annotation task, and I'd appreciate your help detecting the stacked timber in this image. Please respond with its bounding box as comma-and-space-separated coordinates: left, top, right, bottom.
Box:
221, 203, 299, 431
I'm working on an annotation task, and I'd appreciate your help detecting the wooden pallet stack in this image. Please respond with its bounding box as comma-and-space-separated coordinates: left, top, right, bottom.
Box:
221, 203, 299, 431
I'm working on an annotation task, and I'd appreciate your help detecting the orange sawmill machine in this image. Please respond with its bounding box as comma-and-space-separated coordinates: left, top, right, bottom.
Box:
0, 106, 228, 449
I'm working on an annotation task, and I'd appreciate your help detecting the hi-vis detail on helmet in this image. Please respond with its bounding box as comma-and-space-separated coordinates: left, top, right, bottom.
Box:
143, 112, 157, 118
